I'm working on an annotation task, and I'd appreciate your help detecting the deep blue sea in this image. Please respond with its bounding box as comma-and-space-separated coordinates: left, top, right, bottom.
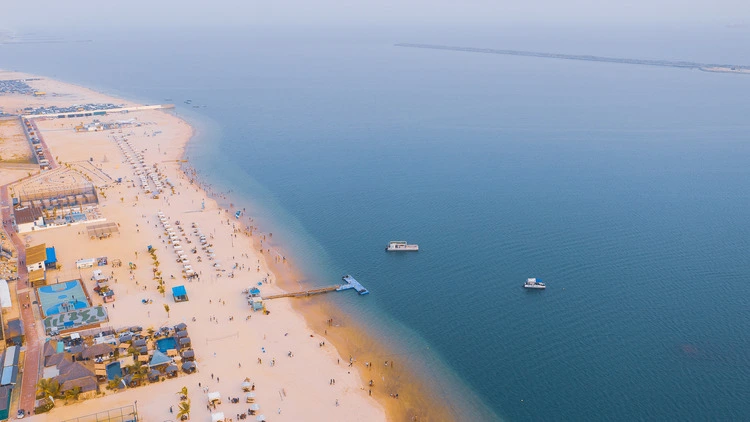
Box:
3, 25, 750, 420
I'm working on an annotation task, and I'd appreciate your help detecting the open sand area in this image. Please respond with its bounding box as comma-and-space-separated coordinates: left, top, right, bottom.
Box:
2, 73, 387, 421
0, 117, 33, 163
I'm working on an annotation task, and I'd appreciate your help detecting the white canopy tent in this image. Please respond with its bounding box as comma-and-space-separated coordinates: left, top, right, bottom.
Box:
0, 279, 11, 308
207, 391, 221, 403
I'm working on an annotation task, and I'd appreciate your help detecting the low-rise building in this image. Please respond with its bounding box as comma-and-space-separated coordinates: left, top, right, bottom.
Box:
26, 244, 47, 272
13, 206, 44, 233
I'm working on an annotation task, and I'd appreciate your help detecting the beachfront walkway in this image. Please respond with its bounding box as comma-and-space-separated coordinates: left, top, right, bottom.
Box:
1, 184, 43, 416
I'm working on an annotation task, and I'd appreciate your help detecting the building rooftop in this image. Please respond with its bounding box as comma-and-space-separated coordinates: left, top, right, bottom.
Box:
13, 206, 42, 225
26, 243, 47, 265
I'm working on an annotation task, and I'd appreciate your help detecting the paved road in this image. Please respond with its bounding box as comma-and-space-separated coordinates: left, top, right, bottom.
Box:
28, 119, 59, 170
0, 117, 61, 415
1, 182, 42, 416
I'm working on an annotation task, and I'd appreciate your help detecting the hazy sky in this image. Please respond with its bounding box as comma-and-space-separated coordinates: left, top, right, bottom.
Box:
1, 0, 749, 30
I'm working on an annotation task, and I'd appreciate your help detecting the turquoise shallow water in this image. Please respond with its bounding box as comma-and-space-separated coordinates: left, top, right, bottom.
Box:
3, 26, 750, 420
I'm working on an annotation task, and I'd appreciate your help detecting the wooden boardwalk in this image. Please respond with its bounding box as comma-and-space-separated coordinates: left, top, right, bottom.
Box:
263, 275, 369, 300
263, 285, 340, 300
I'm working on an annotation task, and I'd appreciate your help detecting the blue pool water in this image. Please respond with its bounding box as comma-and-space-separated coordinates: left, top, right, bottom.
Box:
156, 337, 177, 353
106, 362, 122, 381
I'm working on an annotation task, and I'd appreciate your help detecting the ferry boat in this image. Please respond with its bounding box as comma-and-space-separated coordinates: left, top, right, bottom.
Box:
524, 278, 546, 289
385, 241, 419, 252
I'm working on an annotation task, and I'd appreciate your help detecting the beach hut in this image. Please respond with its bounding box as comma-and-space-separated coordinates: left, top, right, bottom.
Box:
179, 337, 191, 349
147, 369, 161, 382
176, 330, 188, 338
211, 412, 225, 422
174, 322, 187, 331
165, 364, 178, 378
249, 297, 263, 312
181, 361, 196, 374
181, 349, 195, 361
81, 343, 115, 360
172, 285, 189, 302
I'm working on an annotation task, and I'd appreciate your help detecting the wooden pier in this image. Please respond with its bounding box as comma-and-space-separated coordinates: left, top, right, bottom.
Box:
262, 275, 369, 300
262, 285, 340, 300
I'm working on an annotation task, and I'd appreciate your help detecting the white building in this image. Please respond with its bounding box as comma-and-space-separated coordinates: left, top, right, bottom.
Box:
13, 206, 44, 233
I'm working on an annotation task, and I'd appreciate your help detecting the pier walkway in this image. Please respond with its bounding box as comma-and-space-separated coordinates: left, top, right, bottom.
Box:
263, 275, 369, 300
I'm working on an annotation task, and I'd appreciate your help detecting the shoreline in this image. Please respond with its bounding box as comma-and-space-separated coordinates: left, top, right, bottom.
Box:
183, 163, 461, 422
1, 70, 389, 421
0, 69, 492, 422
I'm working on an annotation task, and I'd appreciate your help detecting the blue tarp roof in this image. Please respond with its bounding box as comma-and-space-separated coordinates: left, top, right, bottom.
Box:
172, 285, 187, 297
44, 247, 57, 264
149, 350, 171, 367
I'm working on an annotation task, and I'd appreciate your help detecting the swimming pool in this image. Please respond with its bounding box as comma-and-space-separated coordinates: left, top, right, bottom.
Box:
156, 337, 177, 353
106, 361, 122, 381
37, 280, 89, 316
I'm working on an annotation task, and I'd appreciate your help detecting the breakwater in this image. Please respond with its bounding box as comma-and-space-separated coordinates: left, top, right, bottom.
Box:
395, 43, 750, 74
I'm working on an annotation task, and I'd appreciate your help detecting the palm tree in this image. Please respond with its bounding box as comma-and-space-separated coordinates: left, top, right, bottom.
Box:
63, 386, 81, 403
36, 378, 60, 401
129, 361, 148, 386
177, 386, 188, 400
164, 304, 170, 318
107, 376, 122, 390
177, 399, 191, 420
157, 284, 166, 297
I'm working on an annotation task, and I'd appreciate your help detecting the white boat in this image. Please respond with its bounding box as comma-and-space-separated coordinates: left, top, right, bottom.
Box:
386, 241, 419, 251
524, 278, 546, 289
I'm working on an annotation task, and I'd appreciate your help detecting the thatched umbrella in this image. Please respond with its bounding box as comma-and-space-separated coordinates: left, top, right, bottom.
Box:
165, 364, 178, 377
148, 369, 160, 382
181, 361, 196, 373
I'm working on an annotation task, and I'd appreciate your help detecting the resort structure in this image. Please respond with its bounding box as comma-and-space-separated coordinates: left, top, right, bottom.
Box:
0, 71, 388, 422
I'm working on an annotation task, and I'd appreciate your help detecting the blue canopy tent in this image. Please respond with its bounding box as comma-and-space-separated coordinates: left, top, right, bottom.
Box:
44, 247, 57, 268
172, 285, 188, 302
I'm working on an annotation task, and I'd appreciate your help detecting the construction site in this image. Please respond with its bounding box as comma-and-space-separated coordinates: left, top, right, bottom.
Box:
11, 166, 102, 217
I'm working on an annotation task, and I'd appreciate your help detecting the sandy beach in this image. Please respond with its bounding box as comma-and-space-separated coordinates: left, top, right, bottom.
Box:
0, 71, 389, 422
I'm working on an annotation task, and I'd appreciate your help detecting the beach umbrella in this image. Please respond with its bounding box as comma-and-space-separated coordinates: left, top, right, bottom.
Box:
256, 415, 266, 422
250, 403, 260, 411
241, 381, 252, 390
211, 412, 225, 422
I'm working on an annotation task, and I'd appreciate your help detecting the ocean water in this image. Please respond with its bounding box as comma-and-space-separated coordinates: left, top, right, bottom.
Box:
3, 26, 750, 420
